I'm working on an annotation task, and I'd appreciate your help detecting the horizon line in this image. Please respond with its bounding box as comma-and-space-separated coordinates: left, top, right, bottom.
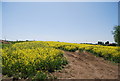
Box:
0, 39, 115, 43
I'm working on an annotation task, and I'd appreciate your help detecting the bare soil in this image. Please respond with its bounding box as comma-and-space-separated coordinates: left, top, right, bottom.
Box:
52, 50, 118, 79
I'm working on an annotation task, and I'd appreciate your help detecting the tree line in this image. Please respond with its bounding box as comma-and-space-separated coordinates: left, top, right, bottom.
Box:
112, 26, 120, 46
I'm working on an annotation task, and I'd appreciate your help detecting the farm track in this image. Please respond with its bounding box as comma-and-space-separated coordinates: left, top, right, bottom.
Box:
52, 50, 118, 79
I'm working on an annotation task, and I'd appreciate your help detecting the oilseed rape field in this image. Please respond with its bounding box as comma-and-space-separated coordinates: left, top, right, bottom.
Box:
2, 42, 67, 80
1, 41, 120, 80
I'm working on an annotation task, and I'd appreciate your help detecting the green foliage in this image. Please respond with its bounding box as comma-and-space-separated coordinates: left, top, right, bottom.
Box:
2, 41, 120, 80
112, 26, 120, 46
2, 42, 68, 80
81, 45, 120, 63
33, 71, 48, 80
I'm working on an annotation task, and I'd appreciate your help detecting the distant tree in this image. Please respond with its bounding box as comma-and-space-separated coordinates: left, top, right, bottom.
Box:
112, 26, 120, 46
105, 41, 109, 45
98, 41, 104, 45
108, 43, 117, 46
26, 40, 29, 41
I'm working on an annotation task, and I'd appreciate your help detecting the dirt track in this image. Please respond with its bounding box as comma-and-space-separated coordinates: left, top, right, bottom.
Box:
52, 50, 118, 79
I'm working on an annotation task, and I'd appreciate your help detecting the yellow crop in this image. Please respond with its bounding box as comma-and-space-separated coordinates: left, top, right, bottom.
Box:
2, 42, 67, 79
2, 41, 120, 80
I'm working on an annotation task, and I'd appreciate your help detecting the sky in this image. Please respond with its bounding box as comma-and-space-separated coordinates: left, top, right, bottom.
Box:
0, 2, 2, 40
2, 2, 118, 43
1, 0, 120, 2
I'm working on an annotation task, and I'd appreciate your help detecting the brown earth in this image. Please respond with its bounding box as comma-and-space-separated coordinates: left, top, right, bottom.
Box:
52, 50, 119, 79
